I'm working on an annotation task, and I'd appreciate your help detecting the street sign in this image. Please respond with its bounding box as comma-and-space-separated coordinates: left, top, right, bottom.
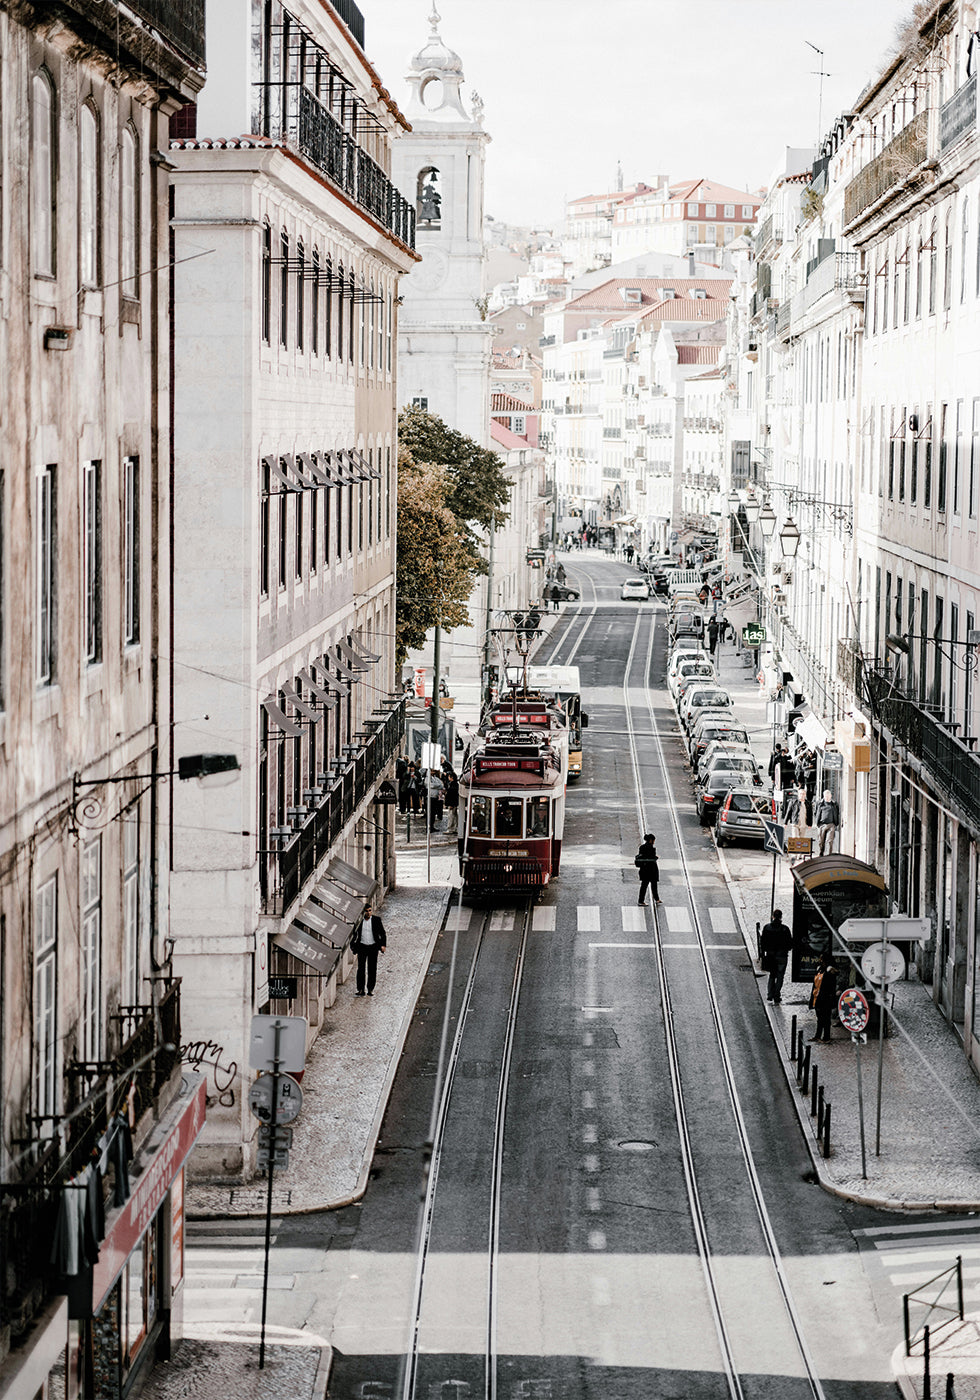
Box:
839, 916, 931, 943
268, 975, 297, 1001
374, 780, 398, 805
821, 750, 844, 771
861, 941, 906, 987
421, 741, 442, 771
258, 1124, 293, 1149
743, 623, 767, 646
786, 836, 813, 855
248, 1072, 304, 1125
249, 1014, 308, 1073
256, 1147, 290, 1171
762, 821, 786, 855
837, 987, 870, 1033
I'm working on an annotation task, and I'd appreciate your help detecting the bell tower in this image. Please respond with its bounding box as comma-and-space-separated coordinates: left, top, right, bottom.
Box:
392, 4, 491, 445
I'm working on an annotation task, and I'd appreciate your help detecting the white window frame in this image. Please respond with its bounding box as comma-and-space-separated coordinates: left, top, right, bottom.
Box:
80, 838, 102, 1061
34, 877, 58, 1119
705, 203, 716, 218
32, 71, 56, 276
742, 204, 753, 219
37, 465, 56, 685
124, 456, 140, 645
83, 460, 101, 663
80, 103, 100, 288
687, 202, 698, 216
123, 815, 139, 1004
120, 125, 138, 299
724, 204, 735, 219
512, 415, 526, 436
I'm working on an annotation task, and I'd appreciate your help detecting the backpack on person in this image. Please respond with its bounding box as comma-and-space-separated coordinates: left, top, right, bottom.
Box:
809, 970, 824, 1008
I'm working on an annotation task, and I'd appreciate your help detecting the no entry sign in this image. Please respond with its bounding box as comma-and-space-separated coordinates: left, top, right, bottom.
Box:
837, 987, 869, 1034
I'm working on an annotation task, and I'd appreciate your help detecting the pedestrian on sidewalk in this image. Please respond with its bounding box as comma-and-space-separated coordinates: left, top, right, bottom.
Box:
426, 768, 444, 830
814, 790, 840, 855
760, 909, 793, 1004
706, 617, 719, 657
556, 562, 567, 584
442, 764, 459, 833
408, 763, 423, 816
353, 904, 387, 996
634, 833, 661, 906
810, 954, 838, 1040
396, 756, 411, 815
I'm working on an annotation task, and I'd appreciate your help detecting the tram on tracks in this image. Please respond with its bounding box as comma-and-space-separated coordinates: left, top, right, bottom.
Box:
458, 726, 565, 897
505, 664, 587, 777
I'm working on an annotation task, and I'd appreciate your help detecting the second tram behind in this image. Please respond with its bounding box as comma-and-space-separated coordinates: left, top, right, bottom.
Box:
458, 726, 565, 896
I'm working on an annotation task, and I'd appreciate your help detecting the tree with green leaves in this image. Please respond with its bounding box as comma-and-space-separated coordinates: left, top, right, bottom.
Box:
395, 408, 512, 666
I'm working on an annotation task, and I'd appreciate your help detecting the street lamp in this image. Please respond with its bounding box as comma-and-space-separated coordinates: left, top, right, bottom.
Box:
727, 489, 741, 512
758, 503, 777, 538
743, 494, 761, 525
779, 517, 802, 559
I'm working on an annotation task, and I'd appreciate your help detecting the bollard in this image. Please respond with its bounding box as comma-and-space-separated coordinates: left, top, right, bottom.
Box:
945, 1372, 955, 1399
822, 1102, 832, 1158
817, 1085, 825, 1134
796, 1034, 804, 1081
790, 1015, 798, 1059
811, 1063, 819, 1117
923, 1323, 931, 1400
802, 1044, 811, 1095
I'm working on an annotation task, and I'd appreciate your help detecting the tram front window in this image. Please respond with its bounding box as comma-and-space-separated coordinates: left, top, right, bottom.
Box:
494, 798, 523, 838
470, 795, 490, 835
527, 796, 550, 836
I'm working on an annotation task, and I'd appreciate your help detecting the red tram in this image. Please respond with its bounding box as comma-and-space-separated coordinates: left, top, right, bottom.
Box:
458, 727, 565, 896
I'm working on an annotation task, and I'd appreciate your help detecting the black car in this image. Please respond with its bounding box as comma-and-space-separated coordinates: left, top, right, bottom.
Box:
697, 768, 751, 825
547, 582, 580, 602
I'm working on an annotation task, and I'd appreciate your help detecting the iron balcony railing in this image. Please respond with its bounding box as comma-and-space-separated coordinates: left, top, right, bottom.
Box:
327, 0, 365, 47
62, 0, 206, 66
863, 667, 980, 829
262, 700, 405, 914
755, 213, 782, 250
844, 110, 929, 226
940, 72, 977, 153
296, 88, 415, 247
1, 982, 181, 1345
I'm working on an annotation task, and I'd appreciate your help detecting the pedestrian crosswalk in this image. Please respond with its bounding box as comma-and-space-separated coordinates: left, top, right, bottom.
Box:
856, 1220, 980, 1310
182, 1218, 288, 1336
446, 900, 747, 945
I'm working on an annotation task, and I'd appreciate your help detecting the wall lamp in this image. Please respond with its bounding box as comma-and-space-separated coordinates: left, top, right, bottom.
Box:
778, 518, 802, 559
758, 503, 778, 538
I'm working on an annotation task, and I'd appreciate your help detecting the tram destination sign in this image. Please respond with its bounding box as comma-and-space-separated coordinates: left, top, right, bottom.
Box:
474, 757, 544, 773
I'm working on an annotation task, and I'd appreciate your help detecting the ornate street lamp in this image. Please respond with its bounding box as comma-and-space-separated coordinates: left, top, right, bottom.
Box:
727, 489, 741, 512
743, 494, 761, 525
779, 517, 802, 559
758, 503, 777, 538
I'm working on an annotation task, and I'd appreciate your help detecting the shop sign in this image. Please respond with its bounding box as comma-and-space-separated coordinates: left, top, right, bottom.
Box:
92, 1077, 206, 1309
743, 623, 766, 646
171, 1169, 184, 1296
821, 750, 844, 771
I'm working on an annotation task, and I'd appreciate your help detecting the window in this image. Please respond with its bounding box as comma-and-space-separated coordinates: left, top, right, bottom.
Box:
34, 877, 57, 1118
938, 402, 948, 511
527, 796, 549, 836
31, 72, 56, 275
348, 269, 355, 361
494, 797, 523, 837
323, 480, 331, 567
387, 293, 393, 374
724, 204, 735, 219
943, 209, 953, 311
336, 261, 343, 360
261, 224, 272, 343
687, 202, 699, 216
970, 399, 980, 519
512, 415, 526, 436
120, 126, 138, 298
903, 240, 911, 322
79, 104, 100, 288
705, 203, 716, 217
954, 400, 964, 514
742, 204, 753, 218
80, 839, 101, 1061
294, 487, 303, 579
929, 217, 938, 313
470, 794, 490, 834
915, 224, 924, 317
122, 815, 139, 1003
37, 465, 56, 684
924, 404, 933, 506
911, 409, 919, 504
83, 460, 101, 663
279, 230, 289, 347
311, 249, 319, 355
961, 200, 970, 303
412, 397, 428, 411
324, 254, 332, 358
123, 456, 139, 644
296, 240, 305, 350
260, 460, 270, 596
310, 481, 318, 572
278, 486, 287, 588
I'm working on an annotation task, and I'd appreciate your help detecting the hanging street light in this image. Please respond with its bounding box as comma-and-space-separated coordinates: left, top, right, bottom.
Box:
727, 489, 741, 512
779, 517, 802, 558
758, 503, 777, 538
743, 494, 761, 524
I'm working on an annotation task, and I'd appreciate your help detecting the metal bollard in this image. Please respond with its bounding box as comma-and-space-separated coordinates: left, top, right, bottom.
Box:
923, 1323, 931, 1400
817, 1085, 825, 1134
822, 1102, 832, 1158
945, 1372, 955, 1399
811, 1064, 819, 1116
802, 1044, 811, 1094
790, 1014, 797, 1059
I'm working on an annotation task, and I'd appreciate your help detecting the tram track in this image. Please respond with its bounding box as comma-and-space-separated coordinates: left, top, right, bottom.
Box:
400, 898, 534, 1400
622, 605, 827, 1400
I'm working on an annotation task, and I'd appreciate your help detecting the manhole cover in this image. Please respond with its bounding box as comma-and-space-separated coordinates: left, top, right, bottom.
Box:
618, 1140, 656, 1152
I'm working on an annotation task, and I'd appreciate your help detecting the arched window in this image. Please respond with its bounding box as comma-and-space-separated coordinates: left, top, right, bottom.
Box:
943, 208, 953, 310
416, 166, 441, 225
915, 222, 924, 318
928, 217, 938, 314
348, 268, 355, 362
120, 125, 138, 297
31, 71, 56, 275
892, 239, 901, 327
336, 260, 344, 361
880, 256, 889, 334
311, 248, 320, 356
325, 255, 333, 359
279, 229, 289, 347
902, 238, 911, 323
296, 239, 305, 350
960, 199, 969, 303
79, 103, 100, 288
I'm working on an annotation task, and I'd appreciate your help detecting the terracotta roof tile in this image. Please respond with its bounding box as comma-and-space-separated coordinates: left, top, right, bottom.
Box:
491, 392, 534, 412
676, 345, 722, 364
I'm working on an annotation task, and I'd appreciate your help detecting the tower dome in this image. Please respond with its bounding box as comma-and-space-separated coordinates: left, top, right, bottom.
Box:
405, 4, 472, 123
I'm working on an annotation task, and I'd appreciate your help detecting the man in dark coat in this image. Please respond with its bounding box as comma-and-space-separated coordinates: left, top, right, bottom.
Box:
634, 833, 661, 906
760, 909, 793, 1004
352, 904, 387, 996
811, 954, 838, 1041
706, 618, 719, 656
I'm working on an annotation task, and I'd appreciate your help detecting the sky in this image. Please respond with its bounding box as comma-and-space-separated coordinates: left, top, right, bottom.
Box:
363, 0, 910, 227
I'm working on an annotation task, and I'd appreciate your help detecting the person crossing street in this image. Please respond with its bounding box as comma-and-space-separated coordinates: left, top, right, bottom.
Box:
634, 833, 661, 906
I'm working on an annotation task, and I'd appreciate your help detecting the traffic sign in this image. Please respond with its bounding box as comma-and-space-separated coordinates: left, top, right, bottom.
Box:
762, 821, 786, 855
249, 1014, 307, 1073
248, 1072, 304, 1125
821, 750, 844, 771
256, 1147, 290, 1171
257, 1124, 293, 1149
861, 941, 906, 987
786, 836, 813, 855
743, 623, 767, 646
375, 780, 398, 805
837, 987, 870, 1033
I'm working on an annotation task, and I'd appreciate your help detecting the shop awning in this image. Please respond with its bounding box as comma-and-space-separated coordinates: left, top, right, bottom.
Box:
311, 875, 365, 924
274, 923, 344, 973
262, 697, 303, 738
263, 454, 302, 493
293, 899, 352, 947
296, 667, 338, 709
796, 712, 830, 751
353, 449, 382, 480
337, 639, 371, 672
328, 855, 376, 898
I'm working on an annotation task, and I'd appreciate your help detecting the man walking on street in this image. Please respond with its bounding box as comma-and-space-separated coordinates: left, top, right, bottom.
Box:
706, 617, 719, 657
760, 908, 793, 1004
815, 789, 840, 855
634, 833, 661, 906
353, 904, 387, 996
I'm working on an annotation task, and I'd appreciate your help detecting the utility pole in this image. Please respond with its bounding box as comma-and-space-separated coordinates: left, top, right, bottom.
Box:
482, 518, 496, 705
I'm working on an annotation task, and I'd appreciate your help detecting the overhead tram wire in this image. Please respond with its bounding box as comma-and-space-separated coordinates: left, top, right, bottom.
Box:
625, 597, 828, 1399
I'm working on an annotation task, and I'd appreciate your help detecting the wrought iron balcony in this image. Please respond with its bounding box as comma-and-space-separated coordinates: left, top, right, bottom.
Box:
844, 110, 928, 227
1, 982, 181, 1346
262, 700, 405, 914
327, 0, 365, 47
941, 73, 977, 153
863, 666, 980, 829
60, 0, 205, 69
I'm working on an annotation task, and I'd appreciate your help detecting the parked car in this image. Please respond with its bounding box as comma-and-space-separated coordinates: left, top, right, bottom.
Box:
669, 659, 716, 701
696, 768, 758, 825
668, 645, 709, 677
668, 609, 705, 642
690, 721, 751, 768
548, 582, 580, 601
716, 787, 778, 846
699, 752, 763, 787
696, 736, 754, 777
621, 577, 651, 600
680, 685, 733, 731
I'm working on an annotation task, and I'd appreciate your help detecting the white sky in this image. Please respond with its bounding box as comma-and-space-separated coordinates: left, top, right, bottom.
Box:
363, 0, 909, 227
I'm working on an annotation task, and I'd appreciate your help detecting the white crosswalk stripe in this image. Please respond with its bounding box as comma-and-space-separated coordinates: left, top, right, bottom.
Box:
709, 907, 736, 933
663, 906, 692, 933
856, 1221, 980, 1307
577, 905, 601, 931
489, 910, 514, 930
621, 906, 646, 932
532, 905, 556, 930
183, 1219, 289, 1331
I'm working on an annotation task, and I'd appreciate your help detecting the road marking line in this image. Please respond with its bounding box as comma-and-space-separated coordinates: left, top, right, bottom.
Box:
621, 906, 647, 931
664, 906, 693, 932
490, 910, 514, 931
709, 907, 736, 932
581, 1060, 595, 1077
532, 906, 556, 930
582, 1124, 598, 1144
588, 1231, 607, 1251
587, 1187, 601, 1212
581, 1091, 595, 1110
578, 905, 601, 931
589, 942, 654, 949
584, 1155, 600, 1173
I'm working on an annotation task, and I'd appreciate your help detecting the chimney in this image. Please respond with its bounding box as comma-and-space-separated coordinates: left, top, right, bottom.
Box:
687, 250, 695, 276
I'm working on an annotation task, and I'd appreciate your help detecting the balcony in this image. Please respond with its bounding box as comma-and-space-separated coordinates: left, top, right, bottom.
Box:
1, 982, 181, 1347
863, 668, 980, 829
539, 335, 556, 348
941, 73, 977, 153
843, 110, 928, 227
327, 0, 365, 47
603, 426, 622, 438
262, 701, 405, 914
835, 250, 867, 297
